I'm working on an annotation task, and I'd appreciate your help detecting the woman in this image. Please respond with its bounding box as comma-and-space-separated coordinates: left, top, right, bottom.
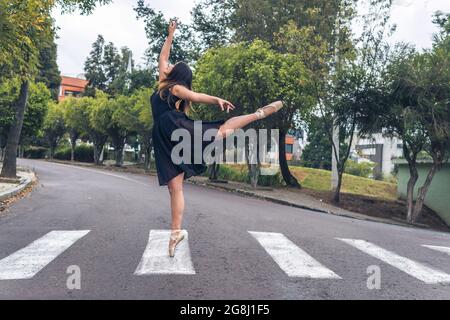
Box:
152, 20, 284, 257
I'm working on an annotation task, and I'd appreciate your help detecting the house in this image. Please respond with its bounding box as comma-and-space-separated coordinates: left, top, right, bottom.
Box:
58, 75, 89, 101
351, 133, 403, 178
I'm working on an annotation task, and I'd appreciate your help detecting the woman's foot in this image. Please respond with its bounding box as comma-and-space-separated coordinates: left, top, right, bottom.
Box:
168, 230, 185, 258
255, 101, 284, 120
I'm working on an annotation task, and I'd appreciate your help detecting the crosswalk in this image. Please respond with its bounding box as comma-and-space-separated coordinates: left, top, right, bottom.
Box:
0, 230, 449, 284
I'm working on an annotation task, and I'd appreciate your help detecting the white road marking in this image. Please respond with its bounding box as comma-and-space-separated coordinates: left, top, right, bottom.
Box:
134, 230, 196, 275
0, 230, 90, 280
422, 245, 450, 256
249, 231, 341, 279
338, 238, 450, 284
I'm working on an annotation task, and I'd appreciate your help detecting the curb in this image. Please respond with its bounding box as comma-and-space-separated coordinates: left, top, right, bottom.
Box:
187, 179, 432, 230
0, 169, 36, 202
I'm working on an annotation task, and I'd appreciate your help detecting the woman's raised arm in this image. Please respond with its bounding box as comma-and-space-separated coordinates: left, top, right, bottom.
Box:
158, 20, 177, 82
171, 85, 235, 113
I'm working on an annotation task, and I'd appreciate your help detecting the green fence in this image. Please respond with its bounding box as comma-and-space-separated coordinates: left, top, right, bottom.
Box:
396, 160, 450, 226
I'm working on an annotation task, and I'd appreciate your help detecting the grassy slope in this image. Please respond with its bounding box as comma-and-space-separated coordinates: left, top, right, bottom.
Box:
222, 164, 397, 201
289, 167, 397, 200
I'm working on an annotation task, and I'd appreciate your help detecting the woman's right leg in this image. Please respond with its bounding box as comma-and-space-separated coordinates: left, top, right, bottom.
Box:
216, 101, 283, 140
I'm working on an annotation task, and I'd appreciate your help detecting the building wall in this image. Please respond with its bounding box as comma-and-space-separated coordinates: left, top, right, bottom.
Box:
355, 133, 403, 177
397, 161, 450, 226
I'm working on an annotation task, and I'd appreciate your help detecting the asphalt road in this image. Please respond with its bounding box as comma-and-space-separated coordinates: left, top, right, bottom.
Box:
0, 159, 449, 300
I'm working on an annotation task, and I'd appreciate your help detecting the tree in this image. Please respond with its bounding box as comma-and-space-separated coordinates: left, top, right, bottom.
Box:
195, 40, 315, 188
116, 88, 154, 170
384, 12, 450, 223
109, 95, 135, 167
36, 33, 61, 101
191, 0, 235, 50
20, 82, 52, 151
134, 0, 199, 67
62, 97, 88, 162
43, 102, 66, 159
0, 0, 111, 179
84, 35, 108, 95
302, 116, 348, 170
86, 92, 109, 165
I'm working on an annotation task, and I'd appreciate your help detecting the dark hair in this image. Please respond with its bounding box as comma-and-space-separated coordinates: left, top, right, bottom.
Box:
159, 62, 193, 113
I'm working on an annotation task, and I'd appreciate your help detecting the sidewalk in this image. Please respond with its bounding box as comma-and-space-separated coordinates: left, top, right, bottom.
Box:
0, 165, 36, 202
188, 176, 431, 230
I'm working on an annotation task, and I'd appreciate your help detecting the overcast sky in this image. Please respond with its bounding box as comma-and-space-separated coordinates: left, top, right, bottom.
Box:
52, 0, 450, 77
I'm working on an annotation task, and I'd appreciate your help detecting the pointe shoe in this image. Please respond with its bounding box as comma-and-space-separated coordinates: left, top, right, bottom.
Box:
255, 101, 284, 120
168, 230, 185, 258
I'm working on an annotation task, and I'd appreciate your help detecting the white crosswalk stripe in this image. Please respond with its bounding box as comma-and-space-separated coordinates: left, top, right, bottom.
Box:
338, 238, 450, 284
249, 231, 341, 279
422, 245, 450, 256
134, 230, 196, 275
0, 230, 90, 280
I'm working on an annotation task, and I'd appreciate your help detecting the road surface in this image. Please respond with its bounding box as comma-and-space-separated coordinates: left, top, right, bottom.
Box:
0, 159, 449, 299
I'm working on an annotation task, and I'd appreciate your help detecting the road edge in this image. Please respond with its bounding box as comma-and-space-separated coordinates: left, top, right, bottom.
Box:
0, 168, 36, 202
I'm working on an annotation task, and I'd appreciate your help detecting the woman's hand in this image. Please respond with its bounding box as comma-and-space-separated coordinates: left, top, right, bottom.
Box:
217, 98, 235, 113
168, 20, 177, 36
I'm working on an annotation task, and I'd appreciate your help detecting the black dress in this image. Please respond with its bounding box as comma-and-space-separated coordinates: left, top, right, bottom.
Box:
151, 90, 225, 186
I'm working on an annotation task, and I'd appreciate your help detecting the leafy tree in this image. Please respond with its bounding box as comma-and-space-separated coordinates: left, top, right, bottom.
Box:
195, 40, 315, 187
191, 0, 235, 50
86, 92, 109, 165
20, 83, 52, 150
62, 97, 89, 161
84, 35, 108, 95
43, 102, 66, 159
134, 0, 199, 67
36, 33, 61, 101
125, 88, 154, 170
302, 116, 348, 171
0, 0, 111, 179
386, 15, 450, 222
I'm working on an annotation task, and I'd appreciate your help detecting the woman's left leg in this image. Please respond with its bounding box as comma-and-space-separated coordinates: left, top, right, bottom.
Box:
167, 173, 186, 257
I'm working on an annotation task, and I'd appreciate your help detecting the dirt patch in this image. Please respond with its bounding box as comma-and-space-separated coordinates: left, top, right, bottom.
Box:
300, 188, 450, 232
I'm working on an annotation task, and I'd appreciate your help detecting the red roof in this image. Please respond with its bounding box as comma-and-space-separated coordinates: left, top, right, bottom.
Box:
60, 76, 89, 89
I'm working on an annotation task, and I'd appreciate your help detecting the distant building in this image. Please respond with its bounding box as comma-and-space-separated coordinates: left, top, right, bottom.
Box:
58, 75, 89, 101
351, 133, 403, 177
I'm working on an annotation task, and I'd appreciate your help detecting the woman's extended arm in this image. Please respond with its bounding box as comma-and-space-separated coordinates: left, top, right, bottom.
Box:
159, 20, 177, 82
171, 85, 235, 113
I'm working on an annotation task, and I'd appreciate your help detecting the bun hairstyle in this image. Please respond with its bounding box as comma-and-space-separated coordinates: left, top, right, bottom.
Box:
158, 61, 193, 114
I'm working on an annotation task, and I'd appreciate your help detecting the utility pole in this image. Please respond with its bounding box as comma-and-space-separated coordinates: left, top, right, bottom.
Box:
331, 0, 342, 191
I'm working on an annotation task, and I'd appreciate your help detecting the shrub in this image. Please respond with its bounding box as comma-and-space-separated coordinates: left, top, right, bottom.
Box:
54, 147, 71, 161
216, 164, 284, 187
258, 171, 284, 187
54, 144, 94, 163
24, 146, 48, 159
344, 160, 376, 178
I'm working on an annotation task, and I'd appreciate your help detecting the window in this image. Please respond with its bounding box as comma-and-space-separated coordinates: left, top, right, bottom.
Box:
286, 144, 294, 154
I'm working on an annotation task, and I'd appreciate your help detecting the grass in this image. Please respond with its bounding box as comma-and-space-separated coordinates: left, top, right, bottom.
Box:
220, 164, 398, 201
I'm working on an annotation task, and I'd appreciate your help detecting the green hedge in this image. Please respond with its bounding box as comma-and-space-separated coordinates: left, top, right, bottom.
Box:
24, 146, 48, 159
344, 160, 376, 178
54, 144, 94, 163
216, 165, 284, 187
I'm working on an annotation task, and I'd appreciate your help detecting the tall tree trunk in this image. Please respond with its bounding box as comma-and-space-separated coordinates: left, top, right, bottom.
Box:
406, 161, 419, 223
412, 161, 439, 222
279, 129, 301, 188
1, 81, 29, 179
70, 131, 78, 162
333, 171, 344, 203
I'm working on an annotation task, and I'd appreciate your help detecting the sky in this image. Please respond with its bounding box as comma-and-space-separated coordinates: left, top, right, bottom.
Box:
52, 0, 450, 77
